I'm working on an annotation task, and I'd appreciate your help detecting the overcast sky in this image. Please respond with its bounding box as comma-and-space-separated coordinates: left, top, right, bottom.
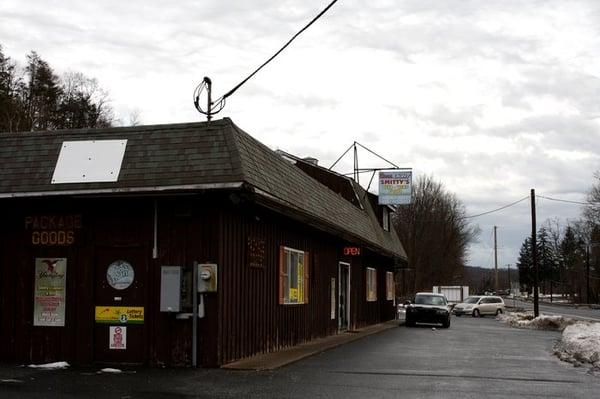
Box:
2, 0, 599, 270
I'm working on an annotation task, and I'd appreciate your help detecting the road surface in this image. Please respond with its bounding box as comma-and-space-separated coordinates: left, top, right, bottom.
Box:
1, 316, 598, 398
508, 298, 600, 321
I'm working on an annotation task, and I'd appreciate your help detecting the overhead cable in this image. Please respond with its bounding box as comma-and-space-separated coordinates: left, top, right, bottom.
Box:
536, 194, 597, 206
462, 196, 529, 219
218, 0, 339, 103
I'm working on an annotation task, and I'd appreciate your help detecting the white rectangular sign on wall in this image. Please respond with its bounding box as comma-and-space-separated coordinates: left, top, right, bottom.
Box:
51, 139, 128, 184
109, 326, 127, 350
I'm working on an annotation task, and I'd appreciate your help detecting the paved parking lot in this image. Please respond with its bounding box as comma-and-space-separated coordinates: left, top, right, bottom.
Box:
1, 315, 599, 398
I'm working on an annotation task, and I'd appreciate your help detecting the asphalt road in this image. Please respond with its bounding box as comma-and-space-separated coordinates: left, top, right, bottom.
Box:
1, 316, 599, 398
508, 298, 600, 321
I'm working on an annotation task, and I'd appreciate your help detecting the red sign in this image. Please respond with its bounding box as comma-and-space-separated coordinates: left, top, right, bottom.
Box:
343, 247, 361, 256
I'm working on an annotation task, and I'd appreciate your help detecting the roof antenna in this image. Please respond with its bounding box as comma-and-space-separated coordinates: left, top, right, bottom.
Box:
193, 77, 225, 122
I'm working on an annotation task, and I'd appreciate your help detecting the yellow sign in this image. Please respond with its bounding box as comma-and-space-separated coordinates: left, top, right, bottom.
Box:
297, 262, 304, 302
289, 288, 298, 301
95, 306, 144, 324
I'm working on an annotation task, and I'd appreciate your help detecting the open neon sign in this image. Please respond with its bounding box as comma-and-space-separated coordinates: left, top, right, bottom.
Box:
343, 247, 361, 256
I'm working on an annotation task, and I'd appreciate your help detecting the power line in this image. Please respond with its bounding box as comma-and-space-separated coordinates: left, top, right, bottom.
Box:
463, 196, 529, 219
536, 194, 597, 206
217, 0, 339, 105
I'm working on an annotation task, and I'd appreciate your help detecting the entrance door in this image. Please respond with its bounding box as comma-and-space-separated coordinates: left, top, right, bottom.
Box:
94, 246, 147, 363
338, 262, 350, 331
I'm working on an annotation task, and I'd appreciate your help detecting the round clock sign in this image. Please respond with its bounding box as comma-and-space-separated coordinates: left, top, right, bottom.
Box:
106, 260, 134, 290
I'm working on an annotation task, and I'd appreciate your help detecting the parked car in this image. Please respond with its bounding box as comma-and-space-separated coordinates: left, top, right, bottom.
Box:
405, 292, 451, 328
396, 303, 407, 323
453, 296, 505, 317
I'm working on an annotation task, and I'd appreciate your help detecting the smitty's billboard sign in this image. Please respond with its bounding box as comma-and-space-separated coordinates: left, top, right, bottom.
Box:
378, 171, 412, 205
24, 214, 82, 246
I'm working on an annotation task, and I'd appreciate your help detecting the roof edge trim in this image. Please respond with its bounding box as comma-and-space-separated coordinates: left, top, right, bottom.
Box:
0, 182, 245, 199
251, 186, 405, 259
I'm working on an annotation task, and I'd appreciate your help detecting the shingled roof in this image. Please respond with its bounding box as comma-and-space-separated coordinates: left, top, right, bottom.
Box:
0, 118, 406, 259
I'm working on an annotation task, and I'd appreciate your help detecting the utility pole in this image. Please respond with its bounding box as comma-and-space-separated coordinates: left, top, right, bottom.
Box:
494, 226, 499, 294
531, 189, 539, 317
507, 263, 511, 294
586, 244, 590, 304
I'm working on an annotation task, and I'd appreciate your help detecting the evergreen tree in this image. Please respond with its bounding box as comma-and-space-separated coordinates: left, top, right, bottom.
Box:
538, 226, 558, 294
562, 224, 587, 301
24, 51, 62, 131
516, 237, 532, 293
0, 45, 24, 132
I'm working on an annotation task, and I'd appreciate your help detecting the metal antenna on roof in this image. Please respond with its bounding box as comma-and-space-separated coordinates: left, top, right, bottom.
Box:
330, 142, 407, 180
329, 141, 411, 197
193, 77, 226, 122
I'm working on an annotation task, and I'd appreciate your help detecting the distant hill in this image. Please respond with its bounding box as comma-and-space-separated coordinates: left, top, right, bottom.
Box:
463, 265, 518, 294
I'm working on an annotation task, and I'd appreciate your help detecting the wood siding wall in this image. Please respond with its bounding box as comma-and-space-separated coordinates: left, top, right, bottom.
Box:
216, 203, 396, 365
0, 194, 396, 367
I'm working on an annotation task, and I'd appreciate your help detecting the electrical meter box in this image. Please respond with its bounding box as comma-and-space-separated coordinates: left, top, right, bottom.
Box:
160, 266, 182, 312
198, 263, 218, 293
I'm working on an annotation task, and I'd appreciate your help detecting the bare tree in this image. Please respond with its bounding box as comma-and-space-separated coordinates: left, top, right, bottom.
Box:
392, 175, 479, 294
0, 45, 114, 132
58, 71, 113, 129
584, 172, 600, 227
128, 109, 142, 126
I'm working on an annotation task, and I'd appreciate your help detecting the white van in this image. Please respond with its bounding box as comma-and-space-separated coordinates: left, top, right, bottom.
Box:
452, 296, 505, 317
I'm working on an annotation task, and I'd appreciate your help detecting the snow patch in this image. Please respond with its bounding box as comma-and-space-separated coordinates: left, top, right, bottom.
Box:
27, 361, 70, 370
499, 312, 600, 371
99, 368, 122, 374
497, 312, 577, 331
554, 322, 600, 370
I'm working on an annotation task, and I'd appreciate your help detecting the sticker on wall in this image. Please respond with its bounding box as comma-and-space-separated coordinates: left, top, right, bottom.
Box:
106, 260, 134, 290
33, 258, 67, 327
109, 326, 127, 350
95, 306, 144, 324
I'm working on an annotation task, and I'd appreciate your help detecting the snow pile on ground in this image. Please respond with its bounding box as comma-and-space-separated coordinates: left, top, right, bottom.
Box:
27, 361, 70, 370
99, 368, 122, 374
497, 312, 577, 331
554, 322, 600, 369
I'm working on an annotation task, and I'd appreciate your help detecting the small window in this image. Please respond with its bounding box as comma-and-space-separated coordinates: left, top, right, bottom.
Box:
386, 271, 394, 301
366, 267, 377, 302
383, 207, 390, 231
279, 246, 309, 305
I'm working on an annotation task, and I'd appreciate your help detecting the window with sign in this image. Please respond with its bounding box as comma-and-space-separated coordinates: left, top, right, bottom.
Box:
366, 267, 377, 302
279, 246, 309, 305
386, 271, 394, 300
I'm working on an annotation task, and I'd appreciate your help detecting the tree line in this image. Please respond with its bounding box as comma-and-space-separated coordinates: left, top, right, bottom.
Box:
0, 44, 113, 133
517, 175, 600, 303
393, 176, 480, 298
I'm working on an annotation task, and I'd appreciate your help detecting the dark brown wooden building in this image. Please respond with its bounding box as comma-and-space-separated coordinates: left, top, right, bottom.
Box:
0, 118, 406, 367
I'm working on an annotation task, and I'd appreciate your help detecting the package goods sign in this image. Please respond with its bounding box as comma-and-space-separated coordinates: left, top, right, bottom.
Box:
95, 306, 144, 324
24, 214, 82, 246
33, 258, 67, 327
378, 171, 412, 205
109, 326, 127, 350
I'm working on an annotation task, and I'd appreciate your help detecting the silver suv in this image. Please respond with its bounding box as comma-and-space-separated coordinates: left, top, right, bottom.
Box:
453, 296, 505, 317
